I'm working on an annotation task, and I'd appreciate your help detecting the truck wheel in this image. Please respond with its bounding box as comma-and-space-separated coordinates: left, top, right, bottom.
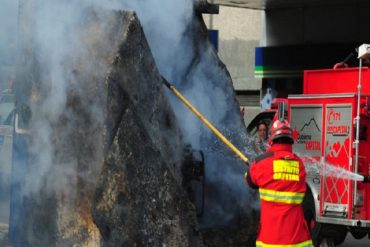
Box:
333, 231, 346, 245
303, 192, 347, 246
350, 231, 367, 239
303, 191, 321, 247
319, 238, 335, 247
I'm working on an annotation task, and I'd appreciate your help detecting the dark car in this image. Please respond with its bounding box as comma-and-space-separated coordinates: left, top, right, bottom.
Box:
0, 93, 14, 201
0, 92, 14, 125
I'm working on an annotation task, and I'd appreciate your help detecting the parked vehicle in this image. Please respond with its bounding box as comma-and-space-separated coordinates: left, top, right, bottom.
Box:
0, 91, 14, 200
0, 91, 14, 125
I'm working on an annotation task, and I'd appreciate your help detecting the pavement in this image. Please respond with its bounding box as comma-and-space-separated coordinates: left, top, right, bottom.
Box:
341, 233, 370, 247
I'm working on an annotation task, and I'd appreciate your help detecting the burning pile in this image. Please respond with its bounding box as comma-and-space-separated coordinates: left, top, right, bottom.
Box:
92, 11, 203, 246
7, 2, 257, 246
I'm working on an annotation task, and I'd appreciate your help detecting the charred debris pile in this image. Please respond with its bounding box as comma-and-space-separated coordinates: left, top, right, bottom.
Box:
10, 7, 258, 247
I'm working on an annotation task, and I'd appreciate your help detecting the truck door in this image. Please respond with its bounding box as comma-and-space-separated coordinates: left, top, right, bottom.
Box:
322, 104, 352, 219
290, 105, 323, 196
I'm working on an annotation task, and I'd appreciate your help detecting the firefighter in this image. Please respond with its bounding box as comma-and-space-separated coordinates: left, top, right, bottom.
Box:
245, 119, 313, 247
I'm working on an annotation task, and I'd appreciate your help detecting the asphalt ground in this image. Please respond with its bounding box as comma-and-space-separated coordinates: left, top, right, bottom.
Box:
341, 233, 369, 247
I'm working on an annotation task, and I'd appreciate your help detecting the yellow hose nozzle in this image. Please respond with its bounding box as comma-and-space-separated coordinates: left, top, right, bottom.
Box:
162, 78, 249, 166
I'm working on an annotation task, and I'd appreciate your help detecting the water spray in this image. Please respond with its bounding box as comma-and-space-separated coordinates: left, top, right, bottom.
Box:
299, 154, 370, 183
162, 78, 250, 166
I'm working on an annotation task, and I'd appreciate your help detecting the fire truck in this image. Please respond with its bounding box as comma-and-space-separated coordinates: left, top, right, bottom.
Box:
247, 58, 370, 245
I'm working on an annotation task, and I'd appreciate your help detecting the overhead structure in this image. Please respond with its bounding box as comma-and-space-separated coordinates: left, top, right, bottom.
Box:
212, 0, 370, 10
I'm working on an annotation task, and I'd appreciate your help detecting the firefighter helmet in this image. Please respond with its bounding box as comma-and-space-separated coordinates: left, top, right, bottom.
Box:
269, 119, 293, 143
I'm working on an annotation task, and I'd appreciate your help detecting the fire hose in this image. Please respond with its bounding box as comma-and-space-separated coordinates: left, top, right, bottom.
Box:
162, 79, 250, 166
160, 79, 370, 184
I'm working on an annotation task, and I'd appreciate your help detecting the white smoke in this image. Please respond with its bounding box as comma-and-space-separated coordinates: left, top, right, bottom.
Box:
120, 0, 193, 81
0, 0, 256, 234
118, 1, 256, 224
0, 0, 18, 89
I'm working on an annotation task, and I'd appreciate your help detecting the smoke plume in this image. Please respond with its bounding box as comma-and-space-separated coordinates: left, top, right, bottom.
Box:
1, 0, 257, 236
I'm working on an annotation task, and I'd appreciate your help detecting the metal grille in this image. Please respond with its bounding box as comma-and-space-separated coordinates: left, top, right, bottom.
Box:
322, 175, 350, 217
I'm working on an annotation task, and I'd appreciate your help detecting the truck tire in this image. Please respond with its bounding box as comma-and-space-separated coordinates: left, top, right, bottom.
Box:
319, 238, 335, 247
350, 231, 367, 239
303, 190, 347, 246
303, 190, 322, 247
333, 231, 346, 245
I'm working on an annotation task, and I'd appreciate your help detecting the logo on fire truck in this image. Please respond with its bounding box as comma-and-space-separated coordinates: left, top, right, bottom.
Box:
326, 108, 350, 136
293, 118, 321, 151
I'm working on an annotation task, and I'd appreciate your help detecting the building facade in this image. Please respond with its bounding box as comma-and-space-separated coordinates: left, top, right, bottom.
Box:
203, 6, 263, 126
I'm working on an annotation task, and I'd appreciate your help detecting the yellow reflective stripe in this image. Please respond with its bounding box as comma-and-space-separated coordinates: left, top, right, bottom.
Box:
256, 239, 313, 247
259, 188, 304, 204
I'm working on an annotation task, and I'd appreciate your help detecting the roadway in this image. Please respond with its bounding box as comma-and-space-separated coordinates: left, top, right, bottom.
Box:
341, 233, 369, 247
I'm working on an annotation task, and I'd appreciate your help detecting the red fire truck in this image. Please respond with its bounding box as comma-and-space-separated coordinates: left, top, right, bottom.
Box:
247, 66, 370, 246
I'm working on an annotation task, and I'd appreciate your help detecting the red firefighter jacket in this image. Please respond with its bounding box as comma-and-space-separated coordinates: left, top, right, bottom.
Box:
245, 143, 313, 247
